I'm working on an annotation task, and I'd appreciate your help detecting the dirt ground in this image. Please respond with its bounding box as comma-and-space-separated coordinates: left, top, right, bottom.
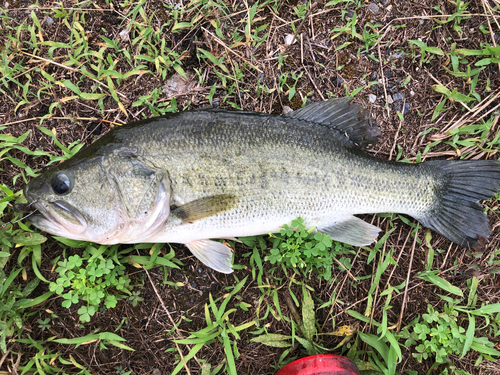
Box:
1, 0, 500, 374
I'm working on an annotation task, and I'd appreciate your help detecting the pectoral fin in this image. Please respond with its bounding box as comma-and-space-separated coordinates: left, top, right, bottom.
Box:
171, 194, 237, 224
185, 239, 234, 274
320, 216, 381, 246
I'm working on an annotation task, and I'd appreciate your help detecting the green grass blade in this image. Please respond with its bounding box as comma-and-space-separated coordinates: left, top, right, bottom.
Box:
416, 271, 463, 296
358, 332, 388, 359
171, 343, 204, 375
461, 313, 475, 358
223, 335, 237, 375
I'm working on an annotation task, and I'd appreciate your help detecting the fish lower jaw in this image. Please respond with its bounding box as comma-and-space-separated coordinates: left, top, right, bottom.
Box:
96, 214, 171, 245
29, 214, 79, 239
28, 199, 88, 236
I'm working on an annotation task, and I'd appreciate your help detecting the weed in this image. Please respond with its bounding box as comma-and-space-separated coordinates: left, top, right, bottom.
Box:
128, 291, 144, 307
330, 6, 382, 56
49, 242, 135, 322
37, 317, 51, 331
409, 40, 445, 66
116, 365, 132, 375
52, 330, 134, 351
349, 278, 500, 373
293, 2, 309, 19
48, 240, 181, 323
15, 334, 93, 374
172, 276, 255, 375
0, 268, 47, 352
263, 218, 355, 280
251, 286, 329, 360
432, 0, 471, 36
133, 89, 178, 117
278, 72, 303, 101
400, 300, 500, 364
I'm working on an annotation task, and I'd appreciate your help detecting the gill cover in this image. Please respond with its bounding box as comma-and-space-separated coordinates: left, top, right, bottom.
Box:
102, 148, 171, 243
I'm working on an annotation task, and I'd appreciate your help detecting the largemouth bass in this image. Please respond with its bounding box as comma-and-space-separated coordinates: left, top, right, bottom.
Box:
18, 98, 500, 273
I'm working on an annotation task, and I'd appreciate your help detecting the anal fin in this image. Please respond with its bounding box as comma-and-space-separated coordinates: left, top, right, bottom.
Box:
319, 216, 381, 246
185, 239, 234, 274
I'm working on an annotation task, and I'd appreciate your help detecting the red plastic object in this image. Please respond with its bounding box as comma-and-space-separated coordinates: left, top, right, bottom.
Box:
275, 354, 360, 375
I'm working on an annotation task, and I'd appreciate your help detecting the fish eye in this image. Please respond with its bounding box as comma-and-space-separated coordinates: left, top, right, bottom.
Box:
51, 173, 71, 195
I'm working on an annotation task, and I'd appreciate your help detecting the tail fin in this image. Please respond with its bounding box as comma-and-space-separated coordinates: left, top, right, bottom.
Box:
417, 160, 500, 248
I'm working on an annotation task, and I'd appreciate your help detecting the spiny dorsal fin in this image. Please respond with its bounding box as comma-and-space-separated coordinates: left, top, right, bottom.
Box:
171, 194, 237, 223
283, 98, 380, 148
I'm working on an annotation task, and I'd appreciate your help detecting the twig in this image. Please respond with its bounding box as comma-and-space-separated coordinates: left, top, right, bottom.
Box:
5, 7, 115, 11
304, 66, 326, 101
0, 347, 11, 369
1, 116, 123, 127
143, 266, 200, 373
21, 51, 127, 98
305, 36, 317, 64
332, 296, 369, 320
369, 13, 498, 52
273, 6, 338, 29
377, 43, 391, 118
201, 27, 262, 72
440, 242, 455, 270
382, 228, 411, 290
397, 227, 419, 332
300, 33, 304, 65
426, 71, 472, 112
333, 257, 356, 281
321, 245, 364, 331
389, 118, 403, 161
288, 2, 316, 49
394, 13, 491, 20
406, 150, 458, 161
430, 88, 500, 140
480, 0, 500, 72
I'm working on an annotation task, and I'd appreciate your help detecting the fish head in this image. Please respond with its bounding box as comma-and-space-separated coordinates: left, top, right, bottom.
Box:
22, 152, 171, 244
23, 156, 119, 241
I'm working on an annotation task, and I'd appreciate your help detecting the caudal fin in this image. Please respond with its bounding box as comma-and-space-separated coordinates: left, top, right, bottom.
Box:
417, 160, 500, 248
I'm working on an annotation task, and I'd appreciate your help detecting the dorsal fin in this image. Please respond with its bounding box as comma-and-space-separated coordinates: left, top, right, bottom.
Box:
283, 98, 380, 148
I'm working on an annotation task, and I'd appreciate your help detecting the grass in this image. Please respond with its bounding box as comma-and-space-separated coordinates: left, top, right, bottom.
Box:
1, 0, 500, 373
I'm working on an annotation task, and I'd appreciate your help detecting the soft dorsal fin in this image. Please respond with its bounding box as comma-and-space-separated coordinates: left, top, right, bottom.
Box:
283, 98, 380, 148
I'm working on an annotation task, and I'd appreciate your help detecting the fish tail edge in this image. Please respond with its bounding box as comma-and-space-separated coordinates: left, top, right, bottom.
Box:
417, 160, 500, 248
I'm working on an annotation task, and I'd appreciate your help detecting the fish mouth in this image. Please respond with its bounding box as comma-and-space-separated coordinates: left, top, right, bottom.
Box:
20, 199, 88, 237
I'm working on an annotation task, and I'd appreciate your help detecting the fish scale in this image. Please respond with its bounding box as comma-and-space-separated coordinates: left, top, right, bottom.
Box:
19, 98, 500, 273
